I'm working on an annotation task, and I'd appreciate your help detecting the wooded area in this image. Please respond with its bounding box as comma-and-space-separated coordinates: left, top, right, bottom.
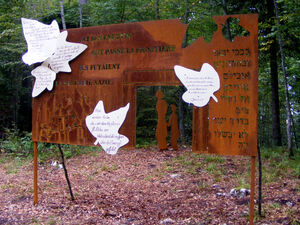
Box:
0, 0, 299, 153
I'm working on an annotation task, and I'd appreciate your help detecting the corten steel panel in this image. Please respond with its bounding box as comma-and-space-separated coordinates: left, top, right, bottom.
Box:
186, 14, 258, 156
32, 15, 258, 156
32, 19, 187, 147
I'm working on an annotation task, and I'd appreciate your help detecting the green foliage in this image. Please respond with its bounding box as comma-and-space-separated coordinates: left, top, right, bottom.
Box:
0, 126, 32, 157
222, 17, 250, 42
0, 126, 101, 162
261, 146, 300, 182
37, 144, 101, 163
203, 154, 225, 163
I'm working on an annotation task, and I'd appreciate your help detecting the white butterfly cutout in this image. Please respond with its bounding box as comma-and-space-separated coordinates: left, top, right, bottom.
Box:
85, 101, 130, 155
174, 63, 220, 107
21, 18, 87, 97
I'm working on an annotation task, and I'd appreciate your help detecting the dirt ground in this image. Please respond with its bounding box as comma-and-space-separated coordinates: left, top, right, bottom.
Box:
0, 147, 299, 224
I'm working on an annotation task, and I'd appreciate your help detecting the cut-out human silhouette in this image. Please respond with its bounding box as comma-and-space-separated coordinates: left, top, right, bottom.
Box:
155, 90, 168, 150
168, 104, 180, 150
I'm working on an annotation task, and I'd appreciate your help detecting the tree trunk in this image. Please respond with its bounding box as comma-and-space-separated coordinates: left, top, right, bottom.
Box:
270, 40, 282, 146
79, 2, 83, 28
221, 0, 232, 41
273, 0, 293, 157
155, 0, 160, 20
267, 0, 282, 146
60, 0, 66, 30
78, 0, 88, 28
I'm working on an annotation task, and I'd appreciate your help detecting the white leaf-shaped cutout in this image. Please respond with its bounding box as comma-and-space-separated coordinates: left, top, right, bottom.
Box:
174, 63, 220, 107
85, 101, 130, 155
31, 62, 56, 97
21, 18, 59, 65
45, 31, 87, 73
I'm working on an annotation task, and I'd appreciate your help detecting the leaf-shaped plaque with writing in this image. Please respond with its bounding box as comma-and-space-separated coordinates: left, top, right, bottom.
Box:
31, 62, 56, 97
21, 18, 59, 65
85, 101, 130, 155
174, 63, 220, 107
45, 31, 87, 73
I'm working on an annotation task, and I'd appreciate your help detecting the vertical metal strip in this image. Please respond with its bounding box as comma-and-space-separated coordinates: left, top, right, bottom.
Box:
33, 142, 38, 205
249, 156, 256, 225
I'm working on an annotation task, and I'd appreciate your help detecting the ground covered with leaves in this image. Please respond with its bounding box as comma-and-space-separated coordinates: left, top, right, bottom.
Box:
0, 147, 299, 224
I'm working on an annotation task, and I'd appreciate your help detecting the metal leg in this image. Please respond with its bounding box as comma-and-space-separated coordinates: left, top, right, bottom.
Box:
33, 142, 38, 205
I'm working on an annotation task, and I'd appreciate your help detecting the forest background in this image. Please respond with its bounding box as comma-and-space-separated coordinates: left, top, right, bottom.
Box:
0, 0, 299, 156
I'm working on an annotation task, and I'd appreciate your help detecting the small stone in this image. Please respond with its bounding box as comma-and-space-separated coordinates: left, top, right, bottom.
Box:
242, 210, 248, 215
212, 184, 220, 189
58, 164, 63, 169
216, 192, 226, 197
159, 218, 174, 224
51, 161, 57, 167
286, 201, 294, 207
170, 174, 178, 178
230, 188, 250, 198
230, 188, 236, 195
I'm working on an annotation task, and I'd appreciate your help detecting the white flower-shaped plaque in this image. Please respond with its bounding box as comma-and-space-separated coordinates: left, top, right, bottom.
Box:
174, 63, 220, 107
31, 62, 56, 97
21, 18, 60, 65
85, 101, 130, 155
21, 18, 87, 97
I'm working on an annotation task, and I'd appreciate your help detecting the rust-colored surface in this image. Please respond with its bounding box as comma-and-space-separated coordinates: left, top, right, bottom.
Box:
33, 142, 38, 205
32, 19, 185, 147
155, 90, 168, 150
32, 14, 258, 156
185, 14, 258, 156
168, 104, 180, 150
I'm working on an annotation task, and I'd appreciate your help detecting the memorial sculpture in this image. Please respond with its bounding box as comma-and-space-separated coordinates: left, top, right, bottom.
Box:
21, 15, 258, 223
22, 15, 258, 156
23, 15, 258, 156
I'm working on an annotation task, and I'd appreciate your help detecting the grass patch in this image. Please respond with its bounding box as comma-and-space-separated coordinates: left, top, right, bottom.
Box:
235, 176, 251, 190
0, 183, 17, 190
203, 154, 225, 163
261, 147, 300, 182
37, 144, 101, 163
3, 156, 31, 174
144, 168, 165, 181
99, 163, 119, 173
46, 215, 57, 225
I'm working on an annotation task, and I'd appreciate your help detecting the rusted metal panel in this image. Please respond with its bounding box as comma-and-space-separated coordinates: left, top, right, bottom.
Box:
32, 15, 258, 156
184, 14, 258, 156
32, 19, 186, 146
